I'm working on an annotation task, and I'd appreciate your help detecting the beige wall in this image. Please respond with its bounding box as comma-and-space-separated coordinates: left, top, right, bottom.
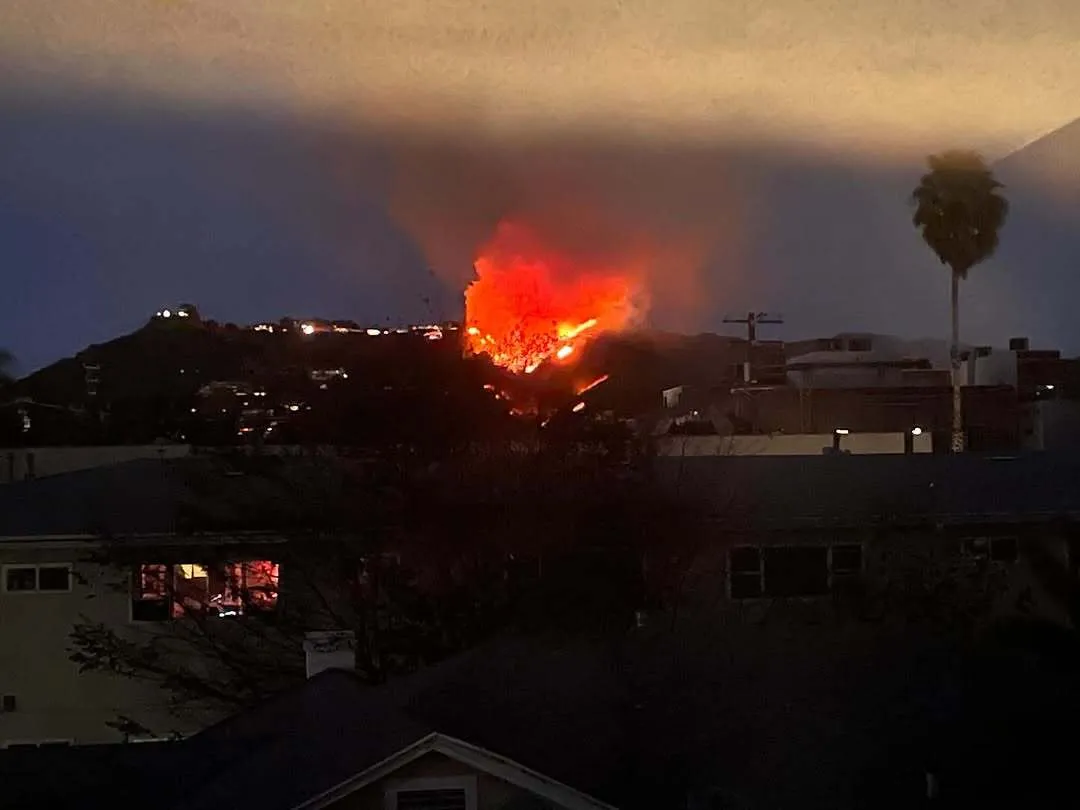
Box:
0, 445, 192, 484
333, 752, 554, 810
0, 543, 208, 744
655, 432, 932, 456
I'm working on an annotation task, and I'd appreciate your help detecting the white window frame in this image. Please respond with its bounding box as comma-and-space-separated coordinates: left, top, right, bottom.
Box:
383, 775, 478, 810
1, 564, 73, 594
728, 543, 864, 601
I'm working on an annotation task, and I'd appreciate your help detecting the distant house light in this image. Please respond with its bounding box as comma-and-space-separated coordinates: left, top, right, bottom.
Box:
300, 323, 316, 336
911, 426, 923, 436
366, 328, 382, 337
161, 309, 171, 318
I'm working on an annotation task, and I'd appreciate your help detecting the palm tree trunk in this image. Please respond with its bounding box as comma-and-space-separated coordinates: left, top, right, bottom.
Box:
950, 271, 964, 453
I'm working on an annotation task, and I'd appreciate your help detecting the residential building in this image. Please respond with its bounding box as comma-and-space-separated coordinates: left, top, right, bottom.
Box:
654, 431, 933, 456
652, 452, 1080, 626
0, 457, 299, 744
0, 667, 620, 810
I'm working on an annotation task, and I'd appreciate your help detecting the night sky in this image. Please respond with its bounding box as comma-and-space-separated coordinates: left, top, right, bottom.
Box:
3, 1, 1080, 372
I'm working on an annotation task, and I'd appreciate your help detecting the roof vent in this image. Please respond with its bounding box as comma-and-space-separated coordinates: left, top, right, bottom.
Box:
1009, 337, 1030, 351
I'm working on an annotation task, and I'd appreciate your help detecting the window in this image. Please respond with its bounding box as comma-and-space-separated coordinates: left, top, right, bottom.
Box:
962, 536, 1018, 563
831, 544, 863, 576
729, 547, 763, 599
2, 564, 72, 593
38, 566, 73, 592
729, 544, 863, 599
131, 561, 279, 621
396, 790, 468, 810
386, 777, 476, 810
4, 566, 36, 592
764, 547, 829, 597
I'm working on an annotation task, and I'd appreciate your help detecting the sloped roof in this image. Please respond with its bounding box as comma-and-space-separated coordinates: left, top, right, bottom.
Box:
653, 451, 1080, 529
0, 455, 348, 538
167, 670, 433, 810
163, 656, 627, 810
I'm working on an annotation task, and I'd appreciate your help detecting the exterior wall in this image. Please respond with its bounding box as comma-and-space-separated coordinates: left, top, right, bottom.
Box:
0, 543, 204, 744
0, 445, 192, 484
655, 432, 932, 456
667, 525, 1072, 631
972, 349, 1019, 387
787, 361, 927, 389
720, 385, 1018, 450
1028, 399, 1080, 451
331, 752, 555, 810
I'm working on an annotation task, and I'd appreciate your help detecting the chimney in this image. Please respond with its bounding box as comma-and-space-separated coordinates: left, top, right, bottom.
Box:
1009, 337, 1030, 352
303, 630, 356, 678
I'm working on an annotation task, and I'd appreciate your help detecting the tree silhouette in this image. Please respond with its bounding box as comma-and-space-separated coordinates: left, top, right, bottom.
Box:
66, 446, 701, 732
911, 151, 1009, 452
0, 349, 14, 388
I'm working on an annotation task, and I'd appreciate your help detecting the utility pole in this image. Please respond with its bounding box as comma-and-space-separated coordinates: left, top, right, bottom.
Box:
723, 311, 784, 383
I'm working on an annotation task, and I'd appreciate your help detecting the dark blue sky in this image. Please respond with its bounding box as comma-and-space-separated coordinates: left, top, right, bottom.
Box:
2, 71, 1078, 374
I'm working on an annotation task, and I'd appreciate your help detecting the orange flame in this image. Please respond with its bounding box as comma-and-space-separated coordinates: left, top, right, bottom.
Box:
464, 222, 639, 374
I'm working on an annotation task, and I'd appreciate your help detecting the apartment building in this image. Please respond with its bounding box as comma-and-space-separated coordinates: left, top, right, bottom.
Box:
0, 456, 302, 745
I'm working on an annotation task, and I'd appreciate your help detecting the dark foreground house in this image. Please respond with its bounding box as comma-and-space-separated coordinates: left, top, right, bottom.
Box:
6, 621, 1080, 810
0, 662, 621, 810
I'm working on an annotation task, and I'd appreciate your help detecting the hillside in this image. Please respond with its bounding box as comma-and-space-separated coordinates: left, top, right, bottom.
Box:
2, 319, 765, 444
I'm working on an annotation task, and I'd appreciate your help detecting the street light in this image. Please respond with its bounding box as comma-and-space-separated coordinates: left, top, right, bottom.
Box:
911, 427, 923, 436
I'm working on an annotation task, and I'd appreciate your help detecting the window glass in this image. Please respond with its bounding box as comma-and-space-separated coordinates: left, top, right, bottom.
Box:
5, 567, 36, 592
37, 566, 71, 592
730, 547, 761, 574
763, 547, 829, 597
831, 545, 863, 574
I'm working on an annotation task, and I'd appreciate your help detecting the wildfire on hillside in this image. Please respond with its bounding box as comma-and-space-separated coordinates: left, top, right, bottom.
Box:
464, 221, 641, 375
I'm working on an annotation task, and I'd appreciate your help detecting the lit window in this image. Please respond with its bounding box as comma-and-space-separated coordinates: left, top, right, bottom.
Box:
131, 562, 279, 621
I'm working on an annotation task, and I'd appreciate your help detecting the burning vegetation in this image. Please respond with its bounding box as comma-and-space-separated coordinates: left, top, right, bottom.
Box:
464, 221, 640, 376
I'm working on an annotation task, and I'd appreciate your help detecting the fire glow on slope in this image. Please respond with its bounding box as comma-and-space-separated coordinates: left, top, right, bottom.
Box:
464, 222, 639, 374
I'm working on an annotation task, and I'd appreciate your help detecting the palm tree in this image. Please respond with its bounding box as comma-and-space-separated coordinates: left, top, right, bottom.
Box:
912, 151, 1009, 453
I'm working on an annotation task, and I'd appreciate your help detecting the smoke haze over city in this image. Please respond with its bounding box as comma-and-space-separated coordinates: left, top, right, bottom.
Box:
3, 0, 1080, 370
